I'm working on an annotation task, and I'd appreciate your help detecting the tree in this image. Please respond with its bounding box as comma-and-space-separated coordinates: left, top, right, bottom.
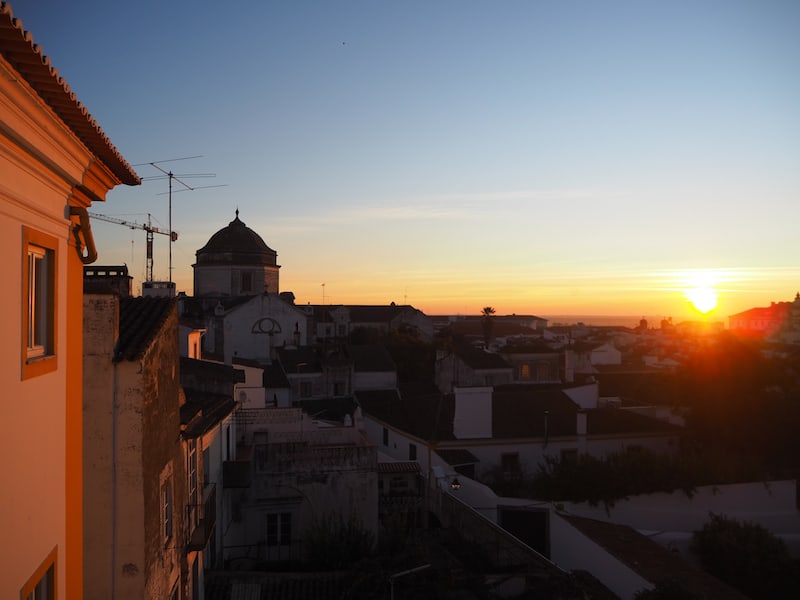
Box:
304, 513, 375, 570
691, 513, 800, 599
481, 306, 495, 348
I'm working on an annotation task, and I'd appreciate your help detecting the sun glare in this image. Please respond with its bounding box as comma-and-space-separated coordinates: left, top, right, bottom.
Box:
685, 286, 718, 314
681, 271, 720, 315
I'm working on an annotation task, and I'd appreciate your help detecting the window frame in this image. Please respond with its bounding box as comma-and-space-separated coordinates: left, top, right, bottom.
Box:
188, 440, 198, 508
21, 227, 58, 380
266, 512, 292, 547
162, 476, 173, 544
240, 271, 252, 293
20, 545, 57, 600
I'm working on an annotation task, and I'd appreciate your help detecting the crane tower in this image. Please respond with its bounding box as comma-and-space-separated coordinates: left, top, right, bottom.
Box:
88, 212, 178, 282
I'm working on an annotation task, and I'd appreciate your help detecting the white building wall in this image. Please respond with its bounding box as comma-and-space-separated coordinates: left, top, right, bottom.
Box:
453, 387, 493, 439
549, 512, 651, 600
590, 342, 622, 365
563, 382, 599, 409
234, 364, 267, 408
353, 370, 397, 391
225, 295, 308, 364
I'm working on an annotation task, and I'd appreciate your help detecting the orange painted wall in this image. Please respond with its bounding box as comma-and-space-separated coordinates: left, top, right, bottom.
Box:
66, 234, 83, 599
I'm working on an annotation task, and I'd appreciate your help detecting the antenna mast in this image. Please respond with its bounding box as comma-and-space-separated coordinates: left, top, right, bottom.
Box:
135, 156, 226, 283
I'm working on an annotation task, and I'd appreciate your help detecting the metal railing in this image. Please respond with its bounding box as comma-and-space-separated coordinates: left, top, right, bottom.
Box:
187, 483, 217, 552
431, 486, 562, 575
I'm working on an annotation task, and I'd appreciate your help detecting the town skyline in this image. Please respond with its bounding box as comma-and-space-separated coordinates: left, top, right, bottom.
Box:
12, 0, 800, 322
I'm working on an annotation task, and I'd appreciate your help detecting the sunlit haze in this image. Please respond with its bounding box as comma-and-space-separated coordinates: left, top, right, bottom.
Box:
12, 1, 800, 323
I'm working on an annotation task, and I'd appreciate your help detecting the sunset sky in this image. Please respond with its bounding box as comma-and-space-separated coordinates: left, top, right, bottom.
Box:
11, 1, 800, 324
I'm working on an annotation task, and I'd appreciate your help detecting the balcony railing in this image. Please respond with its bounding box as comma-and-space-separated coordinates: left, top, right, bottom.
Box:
187, 482, 216, 552
253, 443, 376, 475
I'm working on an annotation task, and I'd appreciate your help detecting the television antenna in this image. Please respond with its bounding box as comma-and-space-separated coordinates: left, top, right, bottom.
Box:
133, 156, 227, 282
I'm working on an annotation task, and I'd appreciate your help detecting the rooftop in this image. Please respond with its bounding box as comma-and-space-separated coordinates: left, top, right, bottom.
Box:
115, 296, 174, 362
0, 2, 139, 185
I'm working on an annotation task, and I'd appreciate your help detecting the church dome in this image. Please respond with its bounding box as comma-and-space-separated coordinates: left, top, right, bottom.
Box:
196, 210, 277, 266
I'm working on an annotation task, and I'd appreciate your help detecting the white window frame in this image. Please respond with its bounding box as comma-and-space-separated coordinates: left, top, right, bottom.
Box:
266, 512, 292, 547
21, 227, 57, 380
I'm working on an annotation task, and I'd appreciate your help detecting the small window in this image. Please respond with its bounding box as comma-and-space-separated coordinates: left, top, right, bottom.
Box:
254, 444, 269, 472
382, 427, 389, 446
241, 271, 252, 293
299, 381, 312, 398
520, 364, 531, 380
22, 227, 57, 380
21, 546, 56, 600
409, 443, 417, 461
501, 452, 520, 474
266, 512, 292, 546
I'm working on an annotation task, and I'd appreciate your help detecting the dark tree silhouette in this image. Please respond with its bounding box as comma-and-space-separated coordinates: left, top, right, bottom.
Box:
481, 306, 495, 348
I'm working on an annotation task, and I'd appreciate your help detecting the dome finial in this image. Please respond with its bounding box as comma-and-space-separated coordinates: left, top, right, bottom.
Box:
235, 207, 239, 219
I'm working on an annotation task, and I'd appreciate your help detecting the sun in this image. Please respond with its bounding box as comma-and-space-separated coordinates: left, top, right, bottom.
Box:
685, 285, 718, 314
679, 270, 721, 315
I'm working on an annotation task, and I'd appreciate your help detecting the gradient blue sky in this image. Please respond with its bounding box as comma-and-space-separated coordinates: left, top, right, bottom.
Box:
11, 0, 800, 323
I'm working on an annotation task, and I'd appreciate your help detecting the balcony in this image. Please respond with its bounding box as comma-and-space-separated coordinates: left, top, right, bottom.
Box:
187, 482, 216, 552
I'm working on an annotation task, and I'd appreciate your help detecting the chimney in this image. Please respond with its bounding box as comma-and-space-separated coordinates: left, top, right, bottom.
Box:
576, 411, 587, 436
453, 387, 493, 439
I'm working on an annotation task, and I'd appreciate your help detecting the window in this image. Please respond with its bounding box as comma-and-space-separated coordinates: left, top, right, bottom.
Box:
162, 477, 173, 543
21, 546, 56, 600
501, 452, 520, 474
254, 444, 268, 472
266, 512, 292, 546
520, 363, 531, 380
202, 447, 210, 487
22, 227, 57, 379
382, 427, 389, 446
299, 380, 312, 398
188, 441, 197, 507
408, 443, 417, 461
241, 271, 252, 293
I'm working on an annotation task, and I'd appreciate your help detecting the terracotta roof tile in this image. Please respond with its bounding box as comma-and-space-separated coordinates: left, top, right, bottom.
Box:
378, 461, 421, 474
0, 3, 139, 185
114, 297, 174, 362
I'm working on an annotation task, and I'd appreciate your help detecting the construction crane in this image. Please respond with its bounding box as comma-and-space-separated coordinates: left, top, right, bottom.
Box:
89, 212, 178, 282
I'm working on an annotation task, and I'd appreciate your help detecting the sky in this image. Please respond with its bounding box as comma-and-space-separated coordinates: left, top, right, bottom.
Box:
10, 0, 800, 325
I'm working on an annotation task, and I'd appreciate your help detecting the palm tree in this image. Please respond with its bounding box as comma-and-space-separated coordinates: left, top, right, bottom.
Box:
481, 306, 495, 348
